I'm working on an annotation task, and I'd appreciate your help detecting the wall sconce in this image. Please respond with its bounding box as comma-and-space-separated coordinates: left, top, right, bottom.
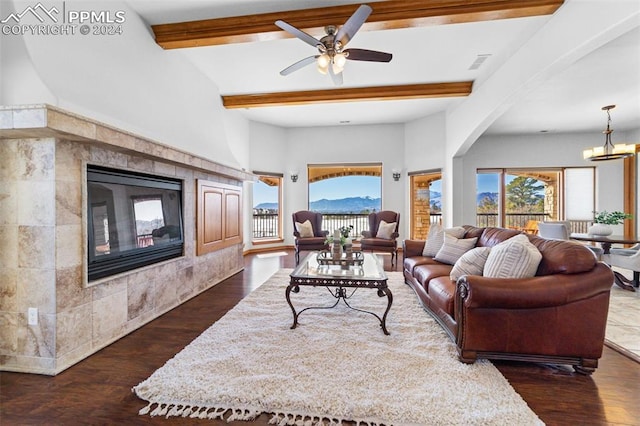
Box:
290, 171, 299, 182
392, 169, 401, 181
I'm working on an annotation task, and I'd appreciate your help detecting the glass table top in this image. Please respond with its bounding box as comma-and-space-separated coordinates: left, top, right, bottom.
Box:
292, 251, 387, 281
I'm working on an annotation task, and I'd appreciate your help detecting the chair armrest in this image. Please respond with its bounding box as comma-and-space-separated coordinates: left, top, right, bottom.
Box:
293, 231, 301, 237
456, 263, 613, 310
403, 239, 426, 258
362, 230, 373, 238
320, 230, 329, 237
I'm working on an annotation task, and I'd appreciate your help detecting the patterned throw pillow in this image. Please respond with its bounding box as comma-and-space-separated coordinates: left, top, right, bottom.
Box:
483, 234, 542, 279
450, 246, 492, 281
295, 220, 314, 238
423, 225, 466, 257
434, 234, 478, 265
376, 220, 396, 239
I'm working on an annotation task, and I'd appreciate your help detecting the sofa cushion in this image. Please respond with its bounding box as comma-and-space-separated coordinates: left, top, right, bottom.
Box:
404, 256, 437, 275
295, 220, 314, 238
414, 263, 453, 291
483, 234, 542, 279
530, 237, 598, 275
376, 220, 396, 239
450, 246, 492, 281
428, 276, 457, 316
478, 227, 522, 248
423, 225, 466, 257
434, 234, 478, 265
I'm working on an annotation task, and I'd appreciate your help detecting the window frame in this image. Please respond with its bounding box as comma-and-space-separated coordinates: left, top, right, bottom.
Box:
476, 167, 596, 233
251, 171, 283, 244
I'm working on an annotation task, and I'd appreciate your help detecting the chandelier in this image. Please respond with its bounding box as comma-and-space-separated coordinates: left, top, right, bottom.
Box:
583, 105, 635, 161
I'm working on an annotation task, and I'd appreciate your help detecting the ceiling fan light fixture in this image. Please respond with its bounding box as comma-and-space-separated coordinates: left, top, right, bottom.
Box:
276, 5, 391, 84
317, 53, 330, 74
317, 54, 330, 68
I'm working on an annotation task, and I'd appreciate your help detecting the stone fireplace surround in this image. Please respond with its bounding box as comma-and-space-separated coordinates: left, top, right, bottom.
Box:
0, 105, 254, 375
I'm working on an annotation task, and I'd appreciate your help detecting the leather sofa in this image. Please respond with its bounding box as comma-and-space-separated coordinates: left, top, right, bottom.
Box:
403, 225, 614, 374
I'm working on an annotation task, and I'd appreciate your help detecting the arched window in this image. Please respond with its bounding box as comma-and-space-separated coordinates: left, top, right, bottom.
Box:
307, 163, 382, 238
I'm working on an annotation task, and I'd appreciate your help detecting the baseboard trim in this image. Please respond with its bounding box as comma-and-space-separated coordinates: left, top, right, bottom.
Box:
605, 339, 640, 364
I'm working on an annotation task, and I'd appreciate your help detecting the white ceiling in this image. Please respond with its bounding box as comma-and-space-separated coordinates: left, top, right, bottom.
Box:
127, 1, 640, 134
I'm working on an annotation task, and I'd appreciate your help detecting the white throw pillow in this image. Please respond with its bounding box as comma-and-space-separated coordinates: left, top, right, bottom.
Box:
295, 220, 314, 238
483, 234, 542, 279
423, 225, 466, 257
450, 246, 492, 281
376, 220, 396, 239
434, 233, 478, 265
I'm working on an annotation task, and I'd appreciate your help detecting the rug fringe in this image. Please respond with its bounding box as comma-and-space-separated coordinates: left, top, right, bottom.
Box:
138, 401, 263, 422
139, 402, 381, 425
268, 412, 370, 426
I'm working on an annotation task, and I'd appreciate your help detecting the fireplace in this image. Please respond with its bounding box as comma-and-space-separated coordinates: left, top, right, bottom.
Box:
87, 165, 184, 281
1, 105, 252, 375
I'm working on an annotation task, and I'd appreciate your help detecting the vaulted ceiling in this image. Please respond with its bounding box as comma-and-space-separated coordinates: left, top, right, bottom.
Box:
127, 0, 640, 134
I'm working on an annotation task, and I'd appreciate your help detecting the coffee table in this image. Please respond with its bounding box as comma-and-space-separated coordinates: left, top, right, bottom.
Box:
287, 251, 392, 334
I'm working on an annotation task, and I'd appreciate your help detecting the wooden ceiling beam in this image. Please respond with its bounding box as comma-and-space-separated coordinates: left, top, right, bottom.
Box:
221, 82, 473, 109
152, 0, 564, 49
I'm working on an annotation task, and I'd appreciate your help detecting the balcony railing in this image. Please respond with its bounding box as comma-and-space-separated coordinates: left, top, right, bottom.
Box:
253, 213, 279, 239
252, 212, 372, 240
477, 213, 592, 234
252, 212, 594, 240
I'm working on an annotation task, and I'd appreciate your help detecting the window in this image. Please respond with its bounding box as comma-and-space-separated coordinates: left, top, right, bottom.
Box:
477, 168, 594, 233
252, 173, 282, 241
409, 170, 442, 239
307, 164, 382, 238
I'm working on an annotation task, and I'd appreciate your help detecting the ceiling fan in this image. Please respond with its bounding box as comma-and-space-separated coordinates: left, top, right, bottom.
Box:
275, 4, 392, 86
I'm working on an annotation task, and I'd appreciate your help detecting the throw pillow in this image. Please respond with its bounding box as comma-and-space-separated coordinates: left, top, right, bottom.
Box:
483, 234, 543, 279
376, 220, 396, 239
434, 233, 478, 265
450, 246, 492, 281
295, 220, 314, 238
422, 225, 466, 257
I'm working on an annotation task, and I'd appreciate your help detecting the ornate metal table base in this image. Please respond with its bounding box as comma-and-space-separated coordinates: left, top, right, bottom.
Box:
286, 283, 393, 335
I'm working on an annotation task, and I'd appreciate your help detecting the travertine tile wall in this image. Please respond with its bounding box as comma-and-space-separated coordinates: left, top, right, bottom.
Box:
1, 138, 57, 374
0, 108, 247, 375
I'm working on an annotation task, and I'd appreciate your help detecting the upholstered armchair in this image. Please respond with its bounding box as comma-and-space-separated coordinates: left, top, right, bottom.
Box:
292, 211, 329, 264
537, 221, 603, 260
604, 243, 640, 289
360, 211, 400, 267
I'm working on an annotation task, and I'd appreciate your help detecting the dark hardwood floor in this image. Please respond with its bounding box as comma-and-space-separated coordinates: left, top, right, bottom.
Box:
2, 250, 639, 425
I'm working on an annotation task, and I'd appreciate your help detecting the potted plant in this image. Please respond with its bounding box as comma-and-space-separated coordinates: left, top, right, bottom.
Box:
589, 211, 632, 236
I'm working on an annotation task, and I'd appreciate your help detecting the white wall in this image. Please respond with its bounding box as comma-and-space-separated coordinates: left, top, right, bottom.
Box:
243, 122, 287, 250
461, 131, 627, 227
1, 0, 247, 168
245, 123, 406, 249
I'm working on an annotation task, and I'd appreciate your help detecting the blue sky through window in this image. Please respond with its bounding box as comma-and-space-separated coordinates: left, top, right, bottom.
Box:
253, 180, 278, 207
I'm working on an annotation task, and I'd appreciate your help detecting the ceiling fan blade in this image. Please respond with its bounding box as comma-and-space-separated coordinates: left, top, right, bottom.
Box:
335, 4, 372, 47
345, 48, 392, 63
275, 19, 322, 48
328, 64, 343, 86
280, 55, 318, 76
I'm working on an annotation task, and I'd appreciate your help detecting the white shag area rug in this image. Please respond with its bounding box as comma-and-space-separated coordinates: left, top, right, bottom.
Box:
133, 270, 543, 425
